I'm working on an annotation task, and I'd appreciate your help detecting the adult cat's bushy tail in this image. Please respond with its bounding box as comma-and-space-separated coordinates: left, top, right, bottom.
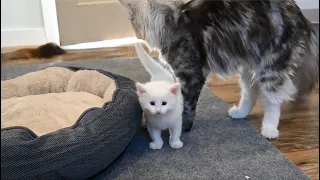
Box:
295, 29, 319, 99
134, 42, 175, 82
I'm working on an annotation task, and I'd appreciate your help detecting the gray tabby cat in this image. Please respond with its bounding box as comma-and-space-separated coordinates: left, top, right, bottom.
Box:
119, 0, 319, 139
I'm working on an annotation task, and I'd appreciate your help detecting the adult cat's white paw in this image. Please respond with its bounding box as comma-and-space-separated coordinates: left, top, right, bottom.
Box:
261, 125, 279, 139
228, 105, 249, 119
169, 140, 184, 149
149, 141, 163, 150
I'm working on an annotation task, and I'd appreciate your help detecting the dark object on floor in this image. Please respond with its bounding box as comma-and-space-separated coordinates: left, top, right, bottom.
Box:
1, 66, 142, 180
1, 59, 309, 180
1, 43, 65, 61
37, 43, 65, 58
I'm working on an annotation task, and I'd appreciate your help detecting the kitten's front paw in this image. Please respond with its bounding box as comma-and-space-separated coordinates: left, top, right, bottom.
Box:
149, 141, 163, 150
169, 140, 184, 149
228, 105, 249, 119
261, 125, 279, 139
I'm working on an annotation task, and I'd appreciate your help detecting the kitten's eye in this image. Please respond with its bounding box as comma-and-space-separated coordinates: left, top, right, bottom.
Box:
162, 102, 167, 106
150, 101, 155, 106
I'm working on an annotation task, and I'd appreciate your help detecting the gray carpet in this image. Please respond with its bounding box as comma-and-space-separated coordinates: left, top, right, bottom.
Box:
1, 59, 309, 180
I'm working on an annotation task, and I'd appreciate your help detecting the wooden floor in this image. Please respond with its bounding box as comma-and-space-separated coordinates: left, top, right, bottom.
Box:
2, 45, 319, 179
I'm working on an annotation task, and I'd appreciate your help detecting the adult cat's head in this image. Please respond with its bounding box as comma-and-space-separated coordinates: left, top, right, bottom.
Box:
136, 81, 181, 115
119, 0, 191, 49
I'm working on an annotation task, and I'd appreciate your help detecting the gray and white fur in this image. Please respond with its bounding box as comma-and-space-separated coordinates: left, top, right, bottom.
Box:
120, 0, 319, 139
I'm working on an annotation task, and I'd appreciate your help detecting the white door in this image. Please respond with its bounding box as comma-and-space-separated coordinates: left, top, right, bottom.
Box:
55, 0, 135, 46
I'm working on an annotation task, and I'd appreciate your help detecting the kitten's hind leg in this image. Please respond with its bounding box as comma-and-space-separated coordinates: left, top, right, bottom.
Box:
169, 122, 183, 149
259, 74, 296, 139
148, 127, 163, 150
228, 69, 258, 119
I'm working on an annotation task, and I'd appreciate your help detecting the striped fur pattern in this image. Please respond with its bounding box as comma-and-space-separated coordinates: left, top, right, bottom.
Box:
119, 0, 319, 138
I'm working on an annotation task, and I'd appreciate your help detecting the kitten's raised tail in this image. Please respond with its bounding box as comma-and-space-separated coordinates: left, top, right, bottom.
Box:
134, 42, 175, 82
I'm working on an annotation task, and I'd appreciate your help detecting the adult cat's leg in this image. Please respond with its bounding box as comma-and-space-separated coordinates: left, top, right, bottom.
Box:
169, 122, 183, 149
161, 43, 206, 132
259, 74, 296, 139
141, 113, 147, 130
228, 68, 258, 119
148, 126, 163, 150
173, 65, 205, 132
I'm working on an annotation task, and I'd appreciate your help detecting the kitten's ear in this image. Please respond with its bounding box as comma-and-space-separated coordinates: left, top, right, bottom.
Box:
170, 83, 181, 95
136, 83, 147, 95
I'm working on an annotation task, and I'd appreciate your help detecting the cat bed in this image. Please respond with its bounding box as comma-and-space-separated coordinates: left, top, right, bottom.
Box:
1, 66, 142, 180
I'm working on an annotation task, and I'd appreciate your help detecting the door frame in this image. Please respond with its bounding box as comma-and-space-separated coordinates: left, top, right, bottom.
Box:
41, 0, 60, 45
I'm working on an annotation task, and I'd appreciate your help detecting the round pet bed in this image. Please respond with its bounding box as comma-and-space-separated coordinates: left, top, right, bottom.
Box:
1, 66, 142, 180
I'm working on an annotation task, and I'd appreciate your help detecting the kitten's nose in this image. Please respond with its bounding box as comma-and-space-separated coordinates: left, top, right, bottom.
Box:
156, 111, 161, 114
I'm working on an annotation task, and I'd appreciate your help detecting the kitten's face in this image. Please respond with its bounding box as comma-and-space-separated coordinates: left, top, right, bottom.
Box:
136, 81, 180, 115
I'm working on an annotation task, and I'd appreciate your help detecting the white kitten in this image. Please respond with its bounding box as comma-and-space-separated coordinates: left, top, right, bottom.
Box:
135, 42, 184, 150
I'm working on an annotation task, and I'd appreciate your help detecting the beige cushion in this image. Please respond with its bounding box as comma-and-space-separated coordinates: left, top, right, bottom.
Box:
1, 67, 116, 136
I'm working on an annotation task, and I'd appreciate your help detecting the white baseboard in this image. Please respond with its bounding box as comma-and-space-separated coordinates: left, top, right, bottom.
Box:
1, 28, 47, 47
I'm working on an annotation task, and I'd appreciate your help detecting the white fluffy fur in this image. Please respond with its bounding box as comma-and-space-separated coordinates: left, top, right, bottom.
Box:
259, 77, 296, 139
134, 43, 174, 82
135, 42, 184, 149
120, 0, 306, 140
228, 69, 258, 119
228, 69, 297, 139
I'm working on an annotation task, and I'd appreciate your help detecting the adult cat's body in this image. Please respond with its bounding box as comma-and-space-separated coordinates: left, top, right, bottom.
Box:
120, 0, 319, 139
135, 42, 184, 149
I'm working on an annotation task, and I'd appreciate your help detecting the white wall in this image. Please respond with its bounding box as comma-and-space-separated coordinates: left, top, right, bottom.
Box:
296, 0, 319, 10
296, 0, 319, 23
1, 0, 46, 47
